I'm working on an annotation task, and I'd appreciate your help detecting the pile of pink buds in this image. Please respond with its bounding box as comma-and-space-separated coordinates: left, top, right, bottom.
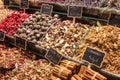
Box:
0, 11, 29, 35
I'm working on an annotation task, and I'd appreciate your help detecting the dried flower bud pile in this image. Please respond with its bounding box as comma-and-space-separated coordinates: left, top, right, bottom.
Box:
40, 20, 88, 56
15, 11, 55, 44
0, 44, 52, 80
0, 11, 29, 35
75, 25, 120, 75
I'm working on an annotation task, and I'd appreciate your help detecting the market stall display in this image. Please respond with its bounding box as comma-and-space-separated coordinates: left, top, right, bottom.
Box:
0, 0, 120, 79
0, 11, 29, 35
40, 20, 89, 57
75, 25, 120, 75
15, 11, 55, 44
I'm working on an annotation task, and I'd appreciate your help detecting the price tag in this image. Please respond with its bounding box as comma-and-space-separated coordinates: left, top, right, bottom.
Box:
98, 12, 111, 24
109, 14, 120, 27
68, 5, 83, 18
4, 0, 10, 6
45, 48, 63, 65
82, 47, 105, 68
0, 30, 5, 41
5, 35, 15, 45
20, 0, 29, 9
15, 36, 27, 50
41, 4, 53, 15
27, 42, 47, 57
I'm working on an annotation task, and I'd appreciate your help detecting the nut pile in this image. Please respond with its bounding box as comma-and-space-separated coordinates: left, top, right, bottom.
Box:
0, 11, 29, 35
75, 25, 120, 74
15, 11, 55, 44
0, 44, 53, 80
39, 20, 89, 56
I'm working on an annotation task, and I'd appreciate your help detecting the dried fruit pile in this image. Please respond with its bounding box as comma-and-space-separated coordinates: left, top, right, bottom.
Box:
15, 11, 55, 44
75, 25, 120, 74
0, 11, 29, 35
40, 20, 89, 56
0, 44, 52, 80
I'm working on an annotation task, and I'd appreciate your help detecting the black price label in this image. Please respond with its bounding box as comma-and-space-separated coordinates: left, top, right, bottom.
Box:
109, 14, 120, 27
100, 12, 111, 20
4, 0, 10, 6
0, 30, 5, 41
45, 48, 63, 65
82, 47, 105, 68
27, 42, 47, 57
5, 35, 15, 45
41, 4, 53, 15
68, 5, 83, 18
15, 36, 27, 50
20, 0, 29, 9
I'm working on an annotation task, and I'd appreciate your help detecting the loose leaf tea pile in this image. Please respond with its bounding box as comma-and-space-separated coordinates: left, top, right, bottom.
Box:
0, 44, 53, 80
75, 25, 120, 74
40, 20, 89, 56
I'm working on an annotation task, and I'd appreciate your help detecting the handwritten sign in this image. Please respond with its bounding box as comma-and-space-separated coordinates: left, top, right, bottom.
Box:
5, 35, 15, 45
45, 48, 63, 65
20, 0, 29, 9
109, 14, 120, 27
41, 4, 53, 15
82, 47, 105, 68
0, 30, 5, 41
4, 0, 10, 6
68, 5, 83, 18
15, 36, 27, 50
27, 42, 47, 57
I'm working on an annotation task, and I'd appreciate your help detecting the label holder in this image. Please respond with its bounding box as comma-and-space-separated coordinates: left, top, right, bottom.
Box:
82, 47, 106, 68
15, 36, 27, 50
45, 48, 63, 65
41, 4, 53, 16
0, 30, 5, 41
20, 0, 29, 13
67, 5, 83, 24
